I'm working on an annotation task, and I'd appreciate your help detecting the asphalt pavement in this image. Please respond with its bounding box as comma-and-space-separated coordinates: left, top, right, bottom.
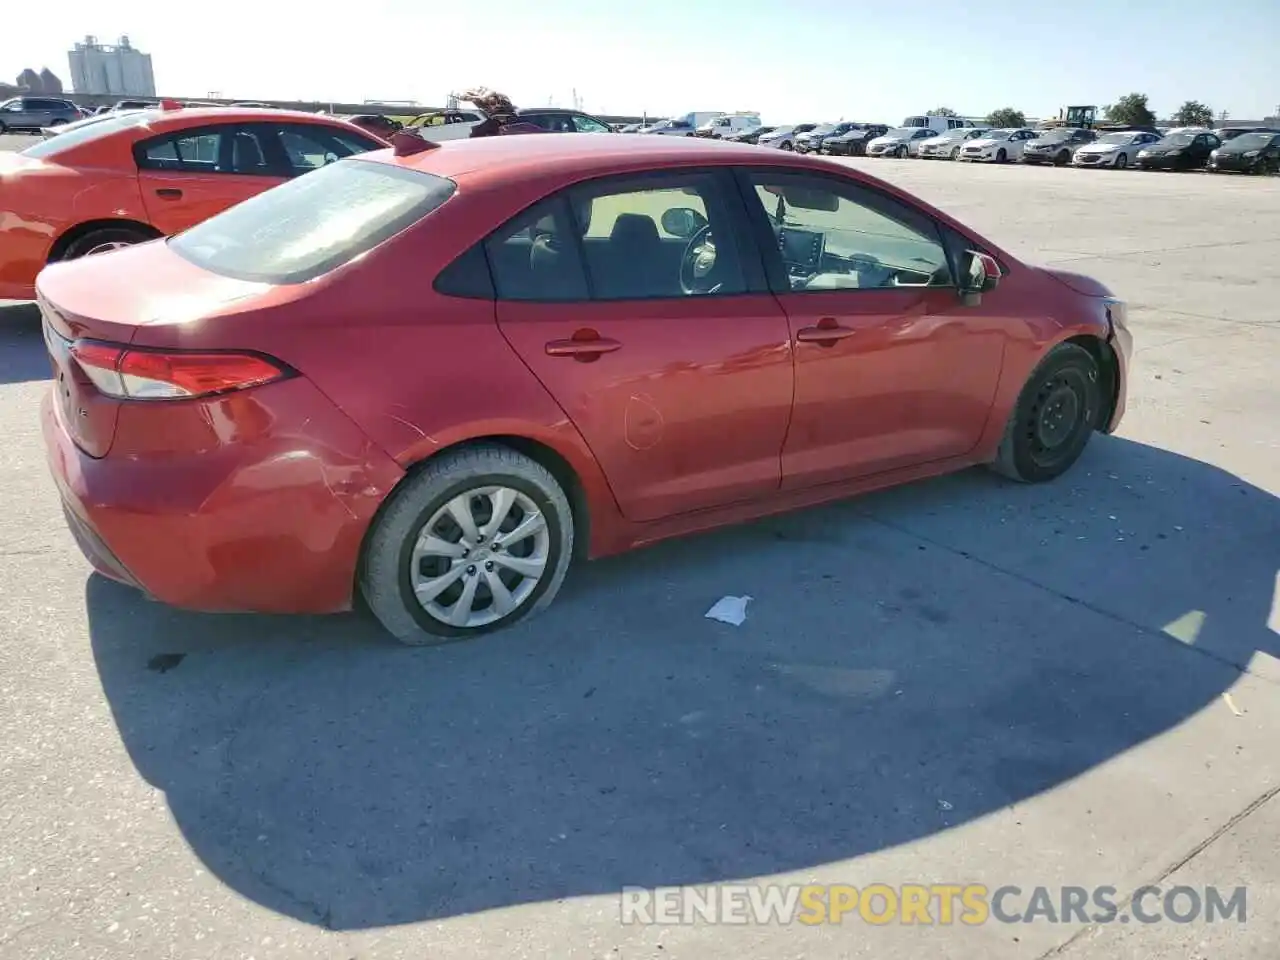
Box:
1, 143, 1278, 959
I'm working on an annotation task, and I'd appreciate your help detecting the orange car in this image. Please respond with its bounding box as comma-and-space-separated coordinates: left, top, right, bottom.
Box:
0, 106, 388, 300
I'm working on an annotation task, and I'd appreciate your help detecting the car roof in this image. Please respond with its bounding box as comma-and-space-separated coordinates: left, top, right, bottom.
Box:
373, 132, 860, 183
143, 106, 359, 126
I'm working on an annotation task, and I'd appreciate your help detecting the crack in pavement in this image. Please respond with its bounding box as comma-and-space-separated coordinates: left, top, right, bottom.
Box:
1035, 783, 1280, 959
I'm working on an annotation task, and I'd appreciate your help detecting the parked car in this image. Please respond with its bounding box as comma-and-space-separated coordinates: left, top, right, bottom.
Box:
38, 109, 144, 139
1136, 131, 1221, 171
36, 134, 1131, 643
917, 127, 990, 160
821, 123, 889, 156
793, 122, 840, 153
757, 123, 819, 150
1207, 130, 1280, 174
726, 125, 776, 144
867, 126, 938, 158
796, 121, 865, 154
515, 108, 614, 134
696, 113, 761, 139
1020, 127, 1097, 166
1071, 130, 1162, 169
0, 96, 82, 133
643, 112, 722, 136
0, 107, 386, 301
956, 128, 1038, 163
346, 114, 404, 139
1214, 126, 1279, 142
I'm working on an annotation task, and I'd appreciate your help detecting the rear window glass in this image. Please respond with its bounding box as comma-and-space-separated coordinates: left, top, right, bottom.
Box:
20, 112, 154, 158
168, 158, 455, 284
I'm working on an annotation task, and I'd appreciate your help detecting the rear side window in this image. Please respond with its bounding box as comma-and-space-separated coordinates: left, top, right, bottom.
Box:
19, 112, 153, 159
168, 159, 456, 284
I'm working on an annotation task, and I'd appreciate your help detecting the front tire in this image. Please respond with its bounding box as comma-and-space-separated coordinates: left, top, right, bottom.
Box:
989, 343, 1102, 483
950, 146, 960, 160
1115, 152, 1128, 169
360, 445, 574, 645
60, 225, 156, 260
996, 148, 1007, 163
780, 141, 793, 151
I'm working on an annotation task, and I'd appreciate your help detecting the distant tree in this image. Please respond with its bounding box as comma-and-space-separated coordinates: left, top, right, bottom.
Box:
1104, 93, 1156, 127
1171, 100, 1213, 127
929, 107, 958, 117
986, 107, 1026, 128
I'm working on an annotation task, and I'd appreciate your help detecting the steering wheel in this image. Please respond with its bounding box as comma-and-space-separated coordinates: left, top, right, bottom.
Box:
679, 223, 722, 295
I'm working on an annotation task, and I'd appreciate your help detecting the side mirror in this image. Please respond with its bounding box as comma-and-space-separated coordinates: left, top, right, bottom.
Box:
661, 207, 708, 239
959, 250, 1001, 306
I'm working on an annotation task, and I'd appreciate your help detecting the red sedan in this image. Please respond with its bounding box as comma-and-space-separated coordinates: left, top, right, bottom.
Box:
0, 106, 386, 301
38, 134, 1132, 644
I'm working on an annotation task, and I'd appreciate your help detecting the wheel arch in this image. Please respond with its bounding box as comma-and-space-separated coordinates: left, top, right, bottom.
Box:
353, 433, 596, 607
47, 218, 162, 263
1062, 333, 1120, 431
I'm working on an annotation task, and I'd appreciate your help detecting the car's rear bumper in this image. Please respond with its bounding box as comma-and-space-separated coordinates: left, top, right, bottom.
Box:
42, 380, 406, 615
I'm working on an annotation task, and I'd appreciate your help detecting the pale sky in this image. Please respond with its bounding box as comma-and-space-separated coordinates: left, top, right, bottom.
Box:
5, 0, 1279, 124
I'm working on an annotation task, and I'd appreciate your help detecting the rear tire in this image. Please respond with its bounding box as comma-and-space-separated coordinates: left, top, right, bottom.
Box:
0, 120, 7, 134
60, 225, 156, 261
989, 343, 1101, 484
360, 444, 575, 645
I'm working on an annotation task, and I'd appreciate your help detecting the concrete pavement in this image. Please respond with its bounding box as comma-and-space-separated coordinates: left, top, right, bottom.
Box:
0, 153, 1277, 959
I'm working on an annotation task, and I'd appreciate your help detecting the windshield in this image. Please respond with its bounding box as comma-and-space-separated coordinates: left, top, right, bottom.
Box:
809, 124, 837, 135
884, 127, 915, 139
1034, 130, 1071, 142
982, 129, 1013, 140
1097, 132, 1135, 144
169, 160, 455, 284
1228, 132, 1275, 149
932, 129, 968, 140
1158, 133, 1195, 146
20, 112, 155, 158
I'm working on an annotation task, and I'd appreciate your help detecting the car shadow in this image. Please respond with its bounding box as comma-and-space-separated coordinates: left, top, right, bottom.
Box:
0, 301, 48, 386
84, 435, 1279, 930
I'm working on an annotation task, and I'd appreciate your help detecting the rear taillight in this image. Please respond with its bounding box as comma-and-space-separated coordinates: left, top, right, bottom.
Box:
69, 340, 290, 400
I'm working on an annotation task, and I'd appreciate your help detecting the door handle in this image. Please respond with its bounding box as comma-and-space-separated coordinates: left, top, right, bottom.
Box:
796, 319, 858, 343
155, 188, 183, 199
545, 336, 622, 359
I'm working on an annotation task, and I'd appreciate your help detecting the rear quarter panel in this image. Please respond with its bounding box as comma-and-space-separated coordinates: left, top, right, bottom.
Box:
134, 181, 628, 554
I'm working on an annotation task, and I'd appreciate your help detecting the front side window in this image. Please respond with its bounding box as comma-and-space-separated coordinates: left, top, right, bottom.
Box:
743, 171, 952, 291
135, 125, 275, 175
573, 114, 612, 133
169, 159, 455, 284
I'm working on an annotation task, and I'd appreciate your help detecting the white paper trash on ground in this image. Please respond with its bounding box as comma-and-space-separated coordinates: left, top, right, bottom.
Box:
705, 595, 752, 626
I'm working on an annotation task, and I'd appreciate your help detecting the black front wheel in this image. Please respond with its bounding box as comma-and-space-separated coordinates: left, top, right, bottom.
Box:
990, 343, 1102, 483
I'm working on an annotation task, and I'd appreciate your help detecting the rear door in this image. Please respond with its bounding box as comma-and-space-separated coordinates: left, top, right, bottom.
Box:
735, 167, 1007, 488
135, 123, 289, 235
490, 169, 795, 522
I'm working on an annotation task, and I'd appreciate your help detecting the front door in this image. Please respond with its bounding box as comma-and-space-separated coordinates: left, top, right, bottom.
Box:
135, 124, 288, 235
736, 168, 1007, 490
491, 170, 794, 523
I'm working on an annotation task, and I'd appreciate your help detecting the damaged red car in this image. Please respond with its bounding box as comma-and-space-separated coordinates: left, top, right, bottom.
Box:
39, 134, 1131, 644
